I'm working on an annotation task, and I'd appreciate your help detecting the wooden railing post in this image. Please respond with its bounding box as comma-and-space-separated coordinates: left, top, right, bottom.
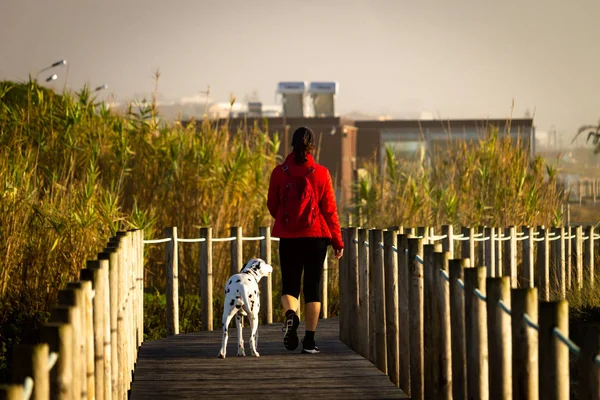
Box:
512, 287, 539, 400
258, 227, 273, 324
384, 229, 399, 387
230, 226, 243, 275
574, 225, 583, 292
441, 224, 454, 259
408, 237, 424, 400
578, 325, 600, 399
537, 228, 550, 301
584, 225, 595, 288
460, 226, 474, 266
521, 226, 535, 288
464, 266, 489, 400
450, 258, 469, 400
321, 248, 328, 319
68, 280, 94, 400
339, 228, 349, 344
12, 344, 49, 400
369, 229, 386, 373
137, 229, 145, 349
423, 242, 442, 399
495, 227, 503, 277
357, 228, 370, 359
503, 226, 517, 287
200, 227, 214, 331
550, 227, 565, 299
347, 228, 359, 351
41, 323, 72, 400
81, 261, 106, 400
164, 227, 179, 336
98, 247, 119, 400
56, 287, 84, 400
434, 251, 452, 399
484, 227, 496, 277
539, 300, 569, 399
397, 233, 412, 396
487, 277, 511, 400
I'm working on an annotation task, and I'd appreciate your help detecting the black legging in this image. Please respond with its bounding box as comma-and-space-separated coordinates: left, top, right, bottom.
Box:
279, 238, 329, 303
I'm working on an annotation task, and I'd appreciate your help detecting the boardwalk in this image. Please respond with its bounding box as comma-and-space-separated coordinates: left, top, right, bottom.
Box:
130, 318, 407, 399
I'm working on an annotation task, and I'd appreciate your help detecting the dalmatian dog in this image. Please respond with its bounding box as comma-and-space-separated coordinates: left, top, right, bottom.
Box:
218, 258, 273, 359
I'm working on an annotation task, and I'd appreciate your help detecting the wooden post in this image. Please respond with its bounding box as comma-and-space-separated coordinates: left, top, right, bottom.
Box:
71, 280, 95, 400
503, 226, 517, 287
495, 227, 503, 277
434, 251, 452, 400
550, 227, 566, 299
486, 277, 511, 400
578, 325, 600, 399
111, 234, 127, 399
200, 227, 214, 330
512, 288, 539, 400
584, 225, 595, 289
566, 226, 572, 292
12, 344, 49, 400
41, 323, 73, 400
321, 249, 328, 319
521, 226, 535, 288
137, 229, 144, 349
81, 263, 106, 400
384, 230, 399, 387
484, 227, 496, 277
98, 250, 117, 400
164, 227, 179, 336
57, 287, 84, 400
450, 258, 469, 400
417, 226, 429, 244
423, 243, 442, 399
460, 226, 474, 266
574, 225, 583, 292
537, 228, 550, 301
347, 227, 359, 351
339, 228, 349, 344
259, 227, 273, 324
369, 229, 387, 373
230, 226, 243, 275
477, 226, 486, 267
464, 267, 489, 400
408, 237, 424, 400
0, 385, 24, 400
397, 233, 411, 396
539, 300, 569, 400
358, 228, 370, 359
441, 225, 454, 259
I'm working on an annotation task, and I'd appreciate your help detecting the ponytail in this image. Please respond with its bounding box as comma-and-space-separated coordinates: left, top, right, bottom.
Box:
291, 126, 315, 164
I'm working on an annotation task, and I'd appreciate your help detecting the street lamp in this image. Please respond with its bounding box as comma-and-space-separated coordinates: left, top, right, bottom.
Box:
37, 59, 67, 77
94, 84, 108, 92
45, 74, 58, 82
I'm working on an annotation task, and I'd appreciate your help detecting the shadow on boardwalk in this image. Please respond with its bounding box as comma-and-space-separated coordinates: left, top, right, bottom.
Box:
130, 318, 407, 399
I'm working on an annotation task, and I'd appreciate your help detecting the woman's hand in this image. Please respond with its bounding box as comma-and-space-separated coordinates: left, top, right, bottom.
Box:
334, 248, 343, 259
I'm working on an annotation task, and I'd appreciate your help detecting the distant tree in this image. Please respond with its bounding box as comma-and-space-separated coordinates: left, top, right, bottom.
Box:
572, 121, 600, 153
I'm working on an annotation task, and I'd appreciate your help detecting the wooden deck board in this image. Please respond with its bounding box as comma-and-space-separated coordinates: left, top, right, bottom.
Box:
130, 318, 407, 399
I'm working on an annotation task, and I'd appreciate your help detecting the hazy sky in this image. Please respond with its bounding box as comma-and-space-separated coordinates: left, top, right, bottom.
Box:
2, 0, 599, 139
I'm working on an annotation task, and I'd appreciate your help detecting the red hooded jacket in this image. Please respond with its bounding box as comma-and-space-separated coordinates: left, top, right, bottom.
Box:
267, 153, 344, 250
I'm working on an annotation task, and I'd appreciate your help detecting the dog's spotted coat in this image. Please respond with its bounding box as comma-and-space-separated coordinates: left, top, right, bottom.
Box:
218, 258, 273, 358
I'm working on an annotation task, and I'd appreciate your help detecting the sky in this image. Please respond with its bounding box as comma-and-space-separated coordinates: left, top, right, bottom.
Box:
1, 0, 600, 143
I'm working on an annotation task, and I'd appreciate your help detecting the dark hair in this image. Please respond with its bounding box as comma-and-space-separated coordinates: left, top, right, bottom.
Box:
291, 126, 315, 164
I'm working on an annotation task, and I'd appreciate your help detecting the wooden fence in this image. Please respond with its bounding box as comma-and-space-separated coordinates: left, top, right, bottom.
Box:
2, 230, 144, 400
339, 225, 600, 400
142, 226, 329, 334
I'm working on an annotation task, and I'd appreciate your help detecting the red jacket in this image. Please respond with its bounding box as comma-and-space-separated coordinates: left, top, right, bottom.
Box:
267, 153, 344, 250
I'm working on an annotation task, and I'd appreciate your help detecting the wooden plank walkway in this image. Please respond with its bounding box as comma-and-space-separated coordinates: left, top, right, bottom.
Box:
130, 318, 407, 399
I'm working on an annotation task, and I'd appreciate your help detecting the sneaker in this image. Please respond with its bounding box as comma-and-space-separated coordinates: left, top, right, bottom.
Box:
301, 337, 320, 354
282, 311, 300, 351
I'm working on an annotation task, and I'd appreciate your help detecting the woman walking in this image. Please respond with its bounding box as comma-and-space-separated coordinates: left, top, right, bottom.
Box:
267, 126, 344, 354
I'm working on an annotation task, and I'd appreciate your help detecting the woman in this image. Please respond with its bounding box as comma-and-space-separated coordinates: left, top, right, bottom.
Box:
267, 126, 344, 354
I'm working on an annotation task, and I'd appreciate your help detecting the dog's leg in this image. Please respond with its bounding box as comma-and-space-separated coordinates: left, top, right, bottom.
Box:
249, 310, 260, 357
236, 313, 246, 356
218, 306, 237, 358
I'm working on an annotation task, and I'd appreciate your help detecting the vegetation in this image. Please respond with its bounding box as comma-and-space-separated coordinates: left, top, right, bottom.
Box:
353, 132, 565, 229
573, 121, 600, 154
